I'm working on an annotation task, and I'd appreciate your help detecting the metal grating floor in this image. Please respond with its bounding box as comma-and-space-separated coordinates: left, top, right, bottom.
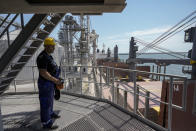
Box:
0, 94, 155, 131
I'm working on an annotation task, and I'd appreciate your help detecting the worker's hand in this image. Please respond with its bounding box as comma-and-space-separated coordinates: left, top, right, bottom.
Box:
54, 78, 61, 85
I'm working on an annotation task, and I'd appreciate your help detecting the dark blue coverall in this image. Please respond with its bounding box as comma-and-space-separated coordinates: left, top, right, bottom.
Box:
36, 50, 58, 127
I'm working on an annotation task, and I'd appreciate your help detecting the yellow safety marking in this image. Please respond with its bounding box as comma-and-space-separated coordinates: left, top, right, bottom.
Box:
190, 59, 196, 64
152, 106, 160, 115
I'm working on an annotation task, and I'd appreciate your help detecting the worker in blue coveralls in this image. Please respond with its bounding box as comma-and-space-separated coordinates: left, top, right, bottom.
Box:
36, 37, 61, 129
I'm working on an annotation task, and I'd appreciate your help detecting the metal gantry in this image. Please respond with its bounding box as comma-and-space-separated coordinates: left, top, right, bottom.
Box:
0, 13, 65, 94
58, 14, 99, 93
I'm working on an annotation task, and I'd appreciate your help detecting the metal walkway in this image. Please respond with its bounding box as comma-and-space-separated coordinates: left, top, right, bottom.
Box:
0, 93, 155, 131
127, 58, 190, 65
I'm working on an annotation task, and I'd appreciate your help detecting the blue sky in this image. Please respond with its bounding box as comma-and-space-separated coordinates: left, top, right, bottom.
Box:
2, 0, 195, 53
49, 0, 196, 53
87, 0, 196, 53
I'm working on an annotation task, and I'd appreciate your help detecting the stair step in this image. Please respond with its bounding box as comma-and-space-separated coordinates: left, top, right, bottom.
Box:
0, 83, 9, 88
44, 19, 55, 26
37, 28, 49, 34
20, 54, 32, 57
12, 62, 26, 65
55, 13, 61, 18
0, 69, 20, 75
7, 70, 20, 77
1, 77, 14, 83
24, 47, 38, 55
8, 63, 26, 72
0, 76, 15, 81
24, 46, 38, 51
18, 55, 31, 62
31, 37, 44, 42
50, 13, 61, 18
11, 64, 24, 70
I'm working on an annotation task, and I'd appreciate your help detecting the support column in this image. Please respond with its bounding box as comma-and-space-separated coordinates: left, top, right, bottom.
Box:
144, 91, 150, 118
159, 65, 161, 81
152, 65, 154, 80
0, 105, 3, 131
164, 65, 166, 80
191, 27, 196, 79
156, 65, 159, 80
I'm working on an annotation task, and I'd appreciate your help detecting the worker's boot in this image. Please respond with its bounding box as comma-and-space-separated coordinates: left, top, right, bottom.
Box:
51, 113, 61, 119
43, 125, 59, 130
43, 120, 59, 130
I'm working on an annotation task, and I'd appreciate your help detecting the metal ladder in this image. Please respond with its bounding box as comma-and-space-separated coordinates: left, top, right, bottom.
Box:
0, 13, 64, 94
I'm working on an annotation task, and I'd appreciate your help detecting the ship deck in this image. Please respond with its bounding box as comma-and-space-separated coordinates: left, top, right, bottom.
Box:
1, 93, 156, 131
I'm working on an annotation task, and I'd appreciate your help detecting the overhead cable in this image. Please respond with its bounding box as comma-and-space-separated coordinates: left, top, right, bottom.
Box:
139, 10, 196, 53
140, 16, 196, 53
135, 38, 184, 59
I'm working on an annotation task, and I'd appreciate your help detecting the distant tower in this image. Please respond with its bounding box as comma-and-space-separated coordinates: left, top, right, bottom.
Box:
97, 49, 100, 53
114, 45, 118, 62
129, 37, 138, 59
107, 48, 111, 57
129, 37, 138, 82
102, 43, 105, 54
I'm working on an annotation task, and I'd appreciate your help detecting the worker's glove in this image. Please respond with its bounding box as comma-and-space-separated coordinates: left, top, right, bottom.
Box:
54, 78, 64, 100
54, 86, 60, 100
56, 78, 64, 90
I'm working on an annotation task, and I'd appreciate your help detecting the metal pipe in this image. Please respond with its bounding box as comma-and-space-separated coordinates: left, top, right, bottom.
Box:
152, 65, 154, 80
164, 65, 166, 80
182, 79, 187, 111
61, 65, 187, 79
80, 67, 82, 94
136, 86, 139, 111
0, 104, 3, 131
32, 66, 36, 92
115, 83, 119, 104
0, 14, 10, 27
159, 65, 161, 80
156, 65, 159, 80
100, 67, 102, 98
145, 91, 150, 118
117, 87, 119, 104
14, 79, 16, 93
0, 14, 19, 39
106, 67, 108, 84
20, 14, 24, 29
168, 77, 173, 131
112, 68, 115, 102
6, 29, 10, 46
133, 71, 137, 114
124, 90, 127, 109
108, 68, 110, 85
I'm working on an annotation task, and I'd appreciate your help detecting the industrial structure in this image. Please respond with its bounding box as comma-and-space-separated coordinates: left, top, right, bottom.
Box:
0, 1, 196, 131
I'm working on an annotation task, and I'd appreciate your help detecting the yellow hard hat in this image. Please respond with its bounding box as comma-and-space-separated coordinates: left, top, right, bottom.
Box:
44, 37, 56, 46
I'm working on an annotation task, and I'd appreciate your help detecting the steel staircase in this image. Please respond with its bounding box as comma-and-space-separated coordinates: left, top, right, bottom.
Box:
0, 13, 64, 94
